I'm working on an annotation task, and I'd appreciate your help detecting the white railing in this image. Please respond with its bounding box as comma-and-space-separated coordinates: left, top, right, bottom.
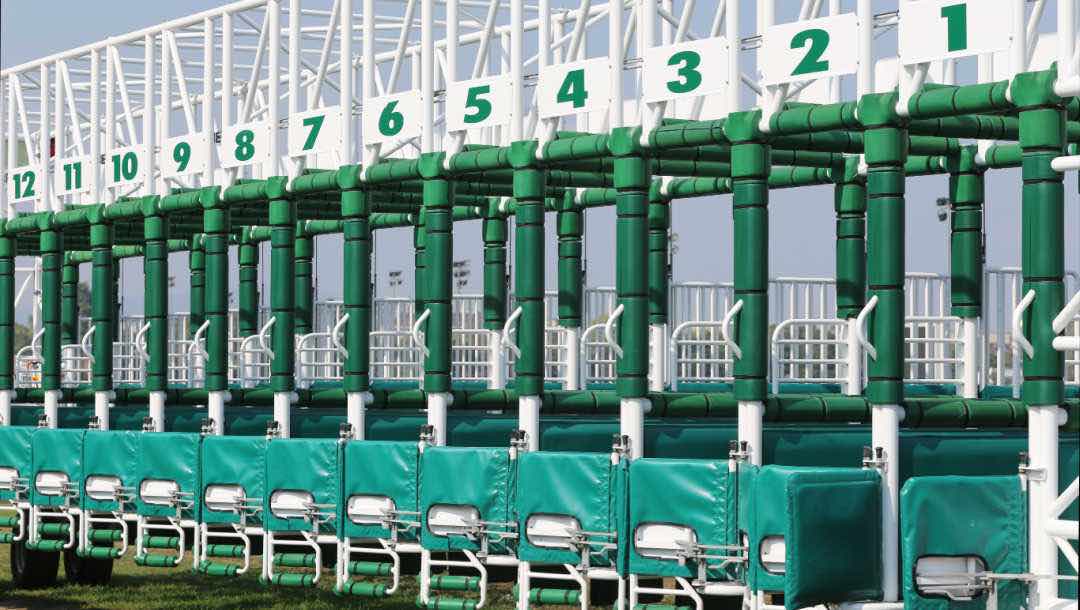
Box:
296, 330, 344, 388
669, 321, 735, 390
904, 316, 965, 386
581, 323, 617, 385
112, 341, 144, 385
770, 319, 849, 392
452, 329, 491, 383
370, 330, 422, 382
60, 344, 91, 387
543, 326, 573, 386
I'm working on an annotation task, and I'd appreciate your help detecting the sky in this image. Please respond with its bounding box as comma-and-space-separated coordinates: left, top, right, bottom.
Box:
2, 0, 1077, 328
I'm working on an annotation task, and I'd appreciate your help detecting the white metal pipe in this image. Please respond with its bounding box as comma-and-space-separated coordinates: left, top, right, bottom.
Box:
872, 403, 903, 602
488, 330, 506, 389
207, 390, 226, 435
0, 391, 12, 426
273, 390, 292, 438
223, 11, 234, 136
564, 326, 581, 391
857, 0, 873, 97
737, 400, 763, 466
267, 0, 281, 176
726, 0, 739, 112
427, 391, 450, 446
53, 61, 63, 207
519, 394, 541, 451
1051, 155, 1080, 173
95, 391, 111, 430
44, 389, 60, 429
1028, 404, 1062, 607
362, 0, 375, 170
620, 397, 647, 460
608, 0, 623, 130
143, 33, 155, 196
161, 32, 172, 160
960, 318, 979, 398
510, 0, 523, 141
648, 323, 666, 392
148, 390, 166, 432
846, 317, 863, 395
421, 0, 434, 152
340, 0, 354, 163
202, 17, 215, 185
1010, 0, 1027, 83
39, 63, 51, 211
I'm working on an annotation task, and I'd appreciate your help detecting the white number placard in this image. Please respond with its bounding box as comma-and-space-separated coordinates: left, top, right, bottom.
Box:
761, 14, 859, 86
363, 91, 423, 145
221, 121, 272, 169
446, 77, 513, 132
537, 57, 612, 119
161, 134, 210, 179
105, 146, 145, 188
54, 156, 91, 196
7, 165, 40, 203
899, 0, 1014, 65
643, 37, 730, 103
288, 106, 344, 157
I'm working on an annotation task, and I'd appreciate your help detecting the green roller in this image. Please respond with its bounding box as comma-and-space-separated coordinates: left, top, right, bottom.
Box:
294, 229, 314, 335
634, 605, 692, 610
87, 528, 123, 543
509, 140, 546, 396
40, 227, 63, 394
273, 552, 317, 568
341, 180, 372, 394
419, 152, 453, 393
424, 574, 481, 592
511, 585, 582, 605
26, 539, 65, 552
336, 581, 389, 597
0, 532, 13, 544
237, 229, 260, 338
143, 200, 170, 394
77, 546, 121, 560
268, 572, 316, 588
61, 256, 78, 346
143, 535, 181, 550
38, 522, 71, 537
205, 544, 245, 558
268, 179, 297, 396
414, 595, 479, 610
0, 515, 18, 527
89, 218, 114, 393
135, 553, 179, 567
349, 560, 393, 576
197, 560, 240, 577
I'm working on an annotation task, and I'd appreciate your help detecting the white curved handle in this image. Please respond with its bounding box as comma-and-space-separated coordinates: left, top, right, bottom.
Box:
501, 306, 523, 358
604, 304, 625, 359
1012, 289, 1036, 359
188, 320, 210, 357
720, 300, 744, 361
80, 326, 96, 363
411, 309, 431, 357
332, 313, 350, 359
30, 328, 45, 356
256, 316, 276, 359
855, 295, 879, 361
1052, 291, 1080, 334
134, 322, 151, 364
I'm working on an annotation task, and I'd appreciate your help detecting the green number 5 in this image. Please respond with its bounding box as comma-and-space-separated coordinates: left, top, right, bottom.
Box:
464, 85, 493, 125
666, 50, 702, 94
791, 28, 830, 76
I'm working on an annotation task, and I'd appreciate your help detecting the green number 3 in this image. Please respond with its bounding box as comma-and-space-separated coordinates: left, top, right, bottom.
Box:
666, 50, 702, 94
234, 129, 256, 162
791, 28, 830, 76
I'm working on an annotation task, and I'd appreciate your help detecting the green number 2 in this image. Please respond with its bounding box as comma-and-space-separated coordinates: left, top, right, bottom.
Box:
940, 3, 968, 52
379, 101, 404, 137
556, 69, 589, 108
235, 129, 255, 161
791, 28, 830, 76
302, 115, 325, 151
463, 85, 493, 124
12, 171, 35, 199
666, 50, 702, 94
173, 141, 191, 172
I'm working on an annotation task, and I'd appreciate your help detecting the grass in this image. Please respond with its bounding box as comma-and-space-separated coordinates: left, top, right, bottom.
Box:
0, 544, 521, 609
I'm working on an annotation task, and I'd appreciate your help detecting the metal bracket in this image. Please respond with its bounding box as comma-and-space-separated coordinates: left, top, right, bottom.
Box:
728, 440, 751, 463
862, 445, 888, 471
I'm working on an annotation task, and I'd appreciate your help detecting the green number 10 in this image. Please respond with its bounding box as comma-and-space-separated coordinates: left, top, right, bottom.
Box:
940, 3, 968, 52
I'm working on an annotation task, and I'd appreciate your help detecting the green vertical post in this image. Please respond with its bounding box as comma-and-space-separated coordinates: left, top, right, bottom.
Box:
725, 113, 770, 406
237, 229, 260, 339
189, 235, 206, 338
556, 192, 584, 391
419, 153, 452, 400
647, 183, 670, 392
267, 178, 296, 398
835, 156, 867, 320
201, 187, 229, 401
948, 146, 985, 398
609, 127, 651, 459
61, 255, 79, 346
143, 199, 169, 430
111, 256, 121, 341
89, 213, 115, 399
340, 168, 372, 438
40, 219, 63, 426
414, 207, 427, 315
0, 231, 15, 424
483, 198, 509, 390
294, 228, 314, 335
509, 141, 546, 407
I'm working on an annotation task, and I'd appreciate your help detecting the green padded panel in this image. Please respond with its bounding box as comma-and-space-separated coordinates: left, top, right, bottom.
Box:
135, 432, 200, 519
30, 429, 85, 506
200, 436, 267, 526
419, 446, 515, 553
263, 438, 340, 534
82, 430, 139, 512
341, 440, 420, 540
0, 426, 33, 501
626, 458, 734, 580
515, 451, 622, 566
901, 475, 1027, 609
742, 465, 882, 609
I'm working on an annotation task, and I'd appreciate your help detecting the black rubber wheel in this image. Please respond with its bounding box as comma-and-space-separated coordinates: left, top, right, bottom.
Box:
703, 593, 746, 610
9, 541, 60, 588
63, 548, 114, 585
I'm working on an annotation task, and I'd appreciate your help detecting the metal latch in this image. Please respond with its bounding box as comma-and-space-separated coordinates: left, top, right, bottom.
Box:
87, 415, 101, 430
338, 422, 354, 442
509, 429, 529, 458
419, 424, 436, 446
36, 414, 50, 428
142, 416, 156, 432
265, 420, 282, 440
612, 434, 631, 459
729, 440, 751, 463
200, 418, 217, 436
862, 445, 888, 471
1017, 452, 1045, 490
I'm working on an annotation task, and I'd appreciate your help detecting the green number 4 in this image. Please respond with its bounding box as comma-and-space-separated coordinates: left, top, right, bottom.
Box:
791, 28, 830, 76
557, 69, 589, 108
940, 3, 968, 52
464, 85, 492, 125
302, 114, 325, 151
666, 50, 702, 94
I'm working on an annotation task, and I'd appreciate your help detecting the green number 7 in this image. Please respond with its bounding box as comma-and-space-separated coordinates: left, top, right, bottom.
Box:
302, 115, 325, 151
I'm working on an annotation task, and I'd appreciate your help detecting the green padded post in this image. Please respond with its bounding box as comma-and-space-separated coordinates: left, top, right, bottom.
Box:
414, 207, 427, 314
189, 235, 206, 338
237, 229, 260, 339
142, 199, 169, 402
482, 199, 508, 333
89, 217, 114, 395
647, 185, 670, 330
40, 222, 63, 427
340, 169, 371, 399
267, 178, 296, 399
111, 255, 121, 341
509, 141, 546, 399
0, 232, 15, 422
725, 112, 770, 404
61, 255, 79, 346
834, 156, 867, 320
948, 146, 984, 319
294, 229, 314, 335
858, 94, 908, 406
419, 153, 452, 395
556, 191, 584, 330
201, 188, 229, 394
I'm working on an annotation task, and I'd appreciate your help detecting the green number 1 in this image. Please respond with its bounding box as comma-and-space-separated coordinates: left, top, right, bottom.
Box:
463, 85, 493, 124
940, 3, 968, 52
791, 28, 830, 76
302, 115, 325, 151
556, 69, 589, 108
666, 50, 702, 94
